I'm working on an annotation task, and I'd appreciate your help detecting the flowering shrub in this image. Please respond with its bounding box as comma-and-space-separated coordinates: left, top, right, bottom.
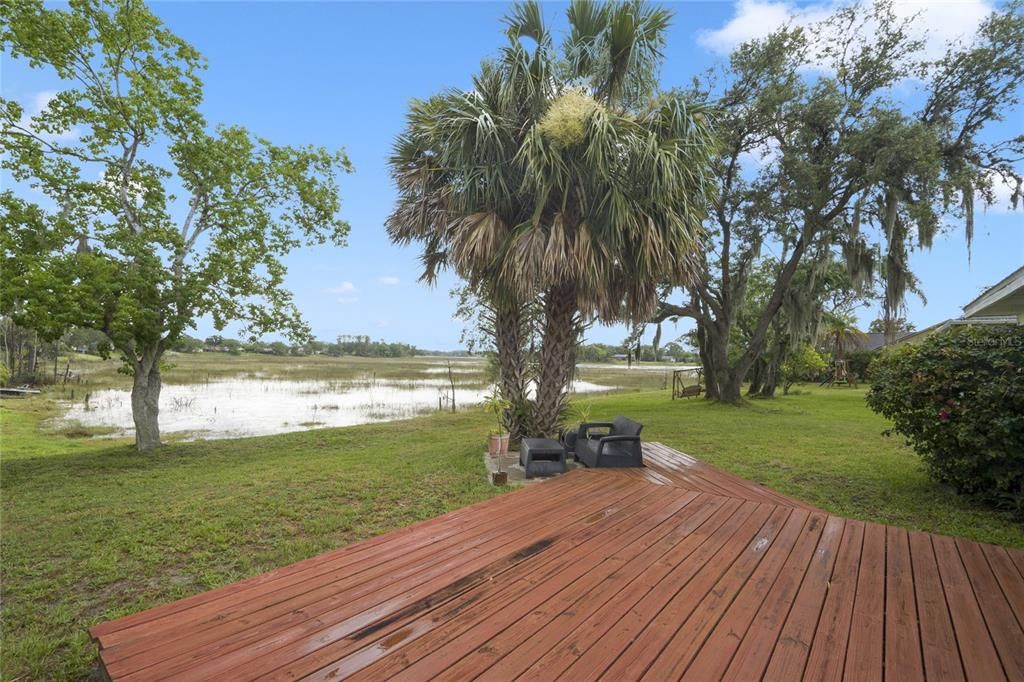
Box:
866, 325, 1024, 513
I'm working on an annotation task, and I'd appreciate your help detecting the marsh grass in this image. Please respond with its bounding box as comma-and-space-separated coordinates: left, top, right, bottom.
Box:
47, 352, 667, 396
50, 422, 120, 439
50, 352, 495, 393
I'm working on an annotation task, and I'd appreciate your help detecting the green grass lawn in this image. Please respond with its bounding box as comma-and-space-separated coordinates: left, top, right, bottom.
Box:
2, 384, 1021, 680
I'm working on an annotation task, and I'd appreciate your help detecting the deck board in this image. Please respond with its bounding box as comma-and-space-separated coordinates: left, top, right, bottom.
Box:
842, 522, 887, 682
909, 531, 964, 682
632, 442, 822, 512
884, 525, 925, 682
91, 443, 1024, 680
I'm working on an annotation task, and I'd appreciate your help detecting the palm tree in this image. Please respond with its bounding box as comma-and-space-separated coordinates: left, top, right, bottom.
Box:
386, 18, 542, 439
818, 311, 868, 359
387, 0, 717, 436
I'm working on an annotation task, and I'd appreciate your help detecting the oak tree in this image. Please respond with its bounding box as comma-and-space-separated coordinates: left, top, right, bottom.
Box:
1, 0, 351, 449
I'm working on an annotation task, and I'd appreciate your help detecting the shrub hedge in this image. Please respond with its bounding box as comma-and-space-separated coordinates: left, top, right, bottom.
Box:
866, 324, 1024, 514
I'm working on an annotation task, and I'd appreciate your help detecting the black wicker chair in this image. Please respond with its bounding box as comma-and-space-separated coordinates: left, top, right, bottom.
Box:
574, 416, 644, 468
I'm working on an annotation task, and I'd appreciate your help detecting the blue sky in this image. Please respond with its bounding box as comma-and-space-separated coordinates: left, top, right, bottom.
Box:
4, 1, 1021, 350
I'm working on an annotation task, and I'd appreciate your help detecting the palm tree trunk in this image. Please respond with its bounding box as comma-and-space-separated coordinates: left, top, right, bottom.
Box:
534, 282, 580, 437
493, 298, 531, 441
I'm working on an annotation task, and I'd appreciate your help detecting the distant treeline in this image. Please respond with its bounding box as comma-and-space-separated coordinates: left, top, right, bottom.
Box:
174, 334, 420, 358
3, 315, 692, 389
576, 341, 697, 364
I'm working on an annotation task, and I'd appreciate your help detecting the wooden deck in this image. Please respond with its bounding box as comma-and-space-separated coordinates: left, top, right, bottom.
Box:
617, 442, 823, 512
91, 444, 1024, 680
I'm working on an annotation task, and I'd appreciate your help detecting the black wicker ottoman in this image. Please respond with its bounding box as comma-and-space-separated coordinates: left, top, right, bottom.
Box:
519, 438, 567, 479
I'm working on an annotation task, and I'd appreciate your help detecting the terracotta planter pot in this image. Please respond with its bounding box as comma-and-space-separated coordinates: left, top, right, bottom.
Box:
488, 435, 501, 456
498, 434, 510, 454
491, 471, 508, 486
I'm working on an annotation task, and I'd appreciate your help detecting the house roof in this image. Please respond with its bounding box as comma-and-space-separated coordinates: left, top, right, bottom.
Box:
853, 331, 912, 351
962, 265, 1024, 319
895, 315, 1018, 344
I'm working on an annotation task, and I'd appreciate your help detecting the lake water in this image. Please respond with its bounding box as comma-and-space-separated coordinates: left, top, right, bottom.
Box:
58, 375, 613, 440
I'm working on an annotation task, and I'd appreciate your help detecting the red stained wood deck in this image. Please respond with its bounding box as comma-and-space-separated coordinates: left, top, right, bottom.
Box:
91, 443, 1024, 681
611, 442, 823, 512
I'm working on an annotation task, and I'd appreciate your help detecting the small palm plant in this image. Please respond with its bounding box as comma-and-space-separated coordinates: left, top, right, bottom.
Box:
571, 399, 593, 426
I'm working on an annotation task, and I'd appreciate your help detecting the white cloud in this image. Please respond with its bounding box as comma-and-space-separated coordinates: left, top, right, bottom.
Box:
326, 281, 357, 295
17, 90, 81, 142
326, 281, 358, 303
698, 0, 829, 54
377, 276, 400, 286
978, 170, 1022, 215
699, 0, 994, 60
738, 138, 781, 170
30, 91, 57, 113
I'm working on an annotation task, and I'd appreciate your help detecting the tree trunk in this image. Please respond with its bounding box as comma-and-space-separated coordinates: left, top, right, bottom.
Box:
717, 373, 743, 403
131, 345, 163, 451
758, 335, 787, 398
694, 320, 719, 400
747, 357, 765, 396
534, 282, 580, 437
759, 366, 779, 397
493, 299, 531, 441
703, 319, 744, 403
30, 331, 38, 376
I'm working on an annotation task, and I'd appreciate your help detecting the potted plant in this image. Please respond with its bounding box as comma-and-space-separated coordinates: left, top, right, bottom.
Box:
487, 430, 502, 457
483, 387, 511, 456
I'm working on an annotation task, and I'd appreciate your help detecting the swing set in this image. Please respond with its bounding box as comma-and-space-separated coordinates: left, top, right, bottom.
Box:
672, 368, 704, 399
819, 358, 858, 388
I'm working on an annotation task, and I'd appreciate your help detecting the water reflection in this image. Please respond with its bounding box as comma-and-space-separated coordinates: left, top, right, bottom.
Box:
58, 376, 612, 440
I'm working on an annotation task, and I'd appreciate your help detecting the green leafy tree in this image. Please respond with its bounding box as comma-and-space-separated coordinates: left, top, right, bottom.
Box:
0, 0, 351, 449
62, 326, 110, 354
736, 252, 866, 397
171, 335, 204, 353
868, 317, 914, 334
655, 0, 1023, 402
388, 0, 716, 436
267, 341, 290, 357
780, 343, 827, 394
